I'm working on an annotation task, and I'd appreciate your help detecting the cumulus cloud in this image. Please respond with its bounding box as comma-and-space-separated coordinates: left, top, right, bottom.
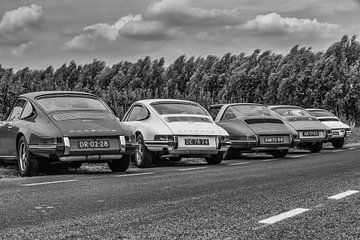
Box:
146, 0, 243, 26
0, 4, 43, 46
240, 12, 339, 37
11, 41, 34, 57
64, 14, 141, 50
64, 14, 180, 50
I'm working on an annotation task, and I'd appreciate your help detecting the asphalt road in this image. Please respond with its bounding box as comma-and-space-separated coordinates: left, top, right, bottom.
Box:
1, 145, 360, 239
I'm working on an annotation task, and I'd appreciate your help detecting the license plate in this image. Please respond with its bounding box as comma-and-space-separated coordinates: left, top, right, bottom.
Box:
78, 140, 110, 149
332, 131, 340, 135
264, 137, 284, 143
185, 138, 209, 145
303, 131, 319, 137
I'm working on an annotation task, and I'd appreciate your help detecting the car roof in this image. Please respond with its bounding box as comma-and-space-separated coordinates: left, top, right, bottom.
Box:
135, 99, 199, 105
20, 91, 97, 101
268, 105, 304, 110
305, 108, 327, 112
210, 103, 264, 109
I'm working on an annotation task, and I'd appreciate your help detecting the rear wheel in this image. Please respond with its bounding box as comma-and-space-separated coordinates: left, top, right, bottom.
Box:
271, 150, 288, 158
308, 142, 323, 153
135, 134, 153, 168
332, 138, 344, 148
169, 156, 182, 161
205, 152, 224, 165
17, 136, 40, 177
67, 162, 82, 169
107, 155, 130, 172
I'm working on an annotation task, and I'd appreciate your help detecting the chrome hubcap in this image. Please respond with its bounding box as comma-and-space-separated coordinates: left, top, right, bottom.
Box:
19, 142, 27, 172
135, 139, 143, 165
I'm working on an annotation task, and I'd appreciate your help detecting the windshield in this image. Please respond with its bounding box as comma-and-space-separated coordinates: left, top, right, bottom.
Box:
222, 105, 271, 121
272, 108, 312, 117
151, 102, 208, 116
309, 110, 336, 118
37, 96, 108, 112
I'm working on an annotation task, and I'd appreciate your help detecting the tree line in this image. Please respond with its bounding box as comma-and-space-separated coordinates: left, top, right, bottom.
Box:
0, 35, 359, 125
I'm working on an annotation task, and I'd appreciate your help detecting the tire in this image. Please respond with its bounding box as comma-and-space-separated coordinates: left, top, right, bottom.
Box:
17, 136, 40, 177
169, 156, 182, 161
67, 162, 82, 169
205, 152, 224, 165
223, 148, 241, 160
308, 142, 323, 153
107, 155, 130, 172
134, 134, 153, 168
271, 150, 288, 158
332, 138, 344, 149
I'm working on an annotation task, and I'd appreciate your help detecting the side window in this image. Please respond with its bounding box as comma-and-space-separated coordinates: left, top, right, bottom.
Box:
8, 99, 26, 121
20, 101, 35, 119
221, 108, 237, 121
138, 107, 149, 120
126, 106, 142, 121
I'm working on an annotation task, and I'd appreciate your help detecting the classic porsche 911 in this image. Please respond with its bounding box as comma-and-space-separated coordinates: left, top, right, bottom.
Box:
306, 108, 351, 148
210, 103, 299, 159
268, 105, 331, 153
122, 99, 231, 168
0, 91, 137, 177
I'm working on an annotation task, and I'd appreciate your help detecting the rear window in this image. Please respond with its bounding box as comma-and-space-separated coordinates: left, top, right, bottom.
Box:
272, 108, 312, 117
222, 105, 271, 121
151, 102, 208, 116
309, 110, 336, 118
37, 96, 108, 112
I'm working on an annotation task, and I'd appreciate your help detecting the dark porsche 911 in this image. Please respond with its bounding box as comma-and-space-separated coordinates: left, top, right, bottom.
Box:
0, 91, 137, 177
210, 103, 299, 159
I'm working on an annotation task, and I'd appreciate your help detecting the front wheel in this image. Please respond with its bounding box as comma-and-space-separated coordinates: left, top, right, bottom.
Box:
107, 155, 130, 172
332, 138, 344, 148
17, 136, 40, 177
308, 142, 323, 153
271, 150, 288, 158
205, 152, 224, 165
134, 134, 153, 168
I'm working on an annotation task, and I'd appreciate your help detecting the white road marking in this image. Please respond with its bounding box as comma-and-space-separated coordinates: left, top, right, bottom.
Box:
289, 155, 306, 158
229, 162, 250, 166
46, 206, 54, 209
331, 150, 344, 153
178, 167, 208, 171
259, 208, 310, 225
261, 159, 275, 162
21, 179, 78, 187
328, 190, 359, 200
114, 172, 155, 177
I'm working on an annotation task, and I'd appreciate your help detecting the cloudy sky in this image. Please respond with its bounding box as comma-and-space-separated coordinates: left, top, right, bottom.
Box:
0, 0, 359, 69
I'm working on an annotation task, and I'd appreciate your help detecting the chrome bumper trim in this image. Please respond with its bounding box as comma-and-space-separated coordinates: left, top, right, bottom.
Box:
59, 154, 123, 162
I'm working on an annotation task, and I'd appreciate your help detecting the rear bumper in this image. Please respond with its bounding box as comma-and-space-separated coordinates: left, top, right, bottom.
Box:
29, 138, 138, 162
59, 154, 123, 162
144, 138, 230, 156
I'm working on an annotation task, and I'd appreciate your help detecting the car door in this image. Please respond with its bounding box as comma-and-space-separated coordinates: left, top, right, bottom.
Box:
0, 99, 26, 157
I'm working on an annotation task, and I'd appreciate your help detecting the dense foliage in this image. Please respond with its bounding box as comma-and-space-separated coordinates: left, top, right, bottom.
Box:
0, 35, 359, 125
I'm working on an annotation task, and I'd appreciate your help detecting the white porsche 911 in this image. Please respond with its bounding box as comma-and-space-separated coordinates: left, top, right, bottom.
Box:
122, 99, 231, 168
306, 108, 351, 148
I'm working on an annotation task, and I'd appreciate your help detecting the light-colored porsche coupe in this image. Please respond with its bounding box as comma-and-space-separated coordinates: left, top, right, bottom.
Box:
306, 108, 351, 148
268, 105, 331, 153
122, 99, 230, 168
